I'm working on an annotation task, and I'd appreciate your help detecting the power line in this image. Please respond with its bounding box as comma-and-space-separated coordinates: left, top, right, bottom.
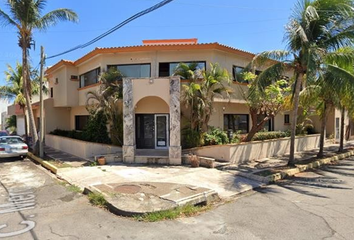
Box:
46, 0, 174, 60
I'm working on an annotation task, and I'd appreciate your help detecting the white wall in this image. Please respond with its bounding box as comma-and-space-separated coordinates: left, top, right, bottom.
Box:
46, 134, 122, 159
191, 134, 321, 165
0, 99, 10, 129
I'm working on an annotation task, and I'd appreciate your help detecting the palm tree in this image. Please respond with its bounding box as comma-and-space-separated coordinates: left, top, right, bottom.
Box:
86, 68, 124, 146
0, 0, 78, 150
252, 0, 354, 165
0, 62, 40, 141
177, 63, 232, 133
298, 47, 354, 157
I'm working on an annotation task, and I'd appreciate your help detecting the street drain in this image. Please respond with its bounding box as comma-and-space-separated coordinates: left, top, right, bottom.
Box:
114, 185, 142, 194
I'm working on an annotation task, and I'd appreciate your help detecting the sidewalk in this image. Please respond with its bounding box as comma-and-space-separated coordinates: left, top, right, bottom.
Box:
223, 141, 354, 183
35, 141, 354, 216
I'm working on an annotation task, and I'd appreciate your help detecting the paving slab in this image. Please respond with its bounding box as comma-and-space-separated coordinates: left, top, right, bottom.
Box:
88, 182, 218, 216
58, 165, 263, 201
44, 145, 89, 167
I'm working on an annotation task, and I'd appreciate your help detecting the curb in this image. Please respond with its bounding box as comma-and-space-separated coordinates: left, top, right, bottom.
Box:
237, 150, 354, 184
27, 152, 59, 174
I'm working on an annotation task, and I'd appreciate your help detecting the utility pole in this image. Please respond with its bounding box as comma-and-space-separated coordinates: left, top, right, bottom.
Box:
39, 46, 45, 158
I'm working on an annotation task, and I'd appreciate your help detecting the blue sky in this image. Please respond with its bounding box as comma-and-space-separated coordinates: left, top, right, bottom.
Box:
0, 0, 296, 86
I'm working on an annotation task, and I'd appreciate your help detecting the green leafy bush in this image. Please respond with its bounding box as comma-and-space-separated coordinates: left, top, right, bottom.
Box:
252, 131, 291, 141
181, 128, 203, 149
50, 111, 111, 144
203, 127, 229, 146
83, 111, 111, 144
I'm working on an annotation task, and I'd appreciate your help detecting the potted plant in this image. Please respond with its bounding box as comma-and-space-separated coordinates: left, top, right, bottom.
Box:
188, 154, 199, 168
97, 156, 106, 165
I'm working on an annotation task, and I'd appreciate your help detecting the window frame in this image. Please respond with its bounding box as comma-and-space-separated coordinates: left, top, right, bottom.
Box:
79, 67, 100, 88
158, 61, 207, 77
224, 114, 249, 134
284, 114, 290, 124
107, 63, 152, 78
75, 115, 90, 131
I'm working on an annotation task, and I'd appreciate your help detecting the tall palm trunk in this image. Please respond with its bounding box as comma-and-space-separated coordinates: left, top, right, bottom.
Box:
289, 72, 303, 165
22, 107, 28, 143
317, 103, 328, 158
21, 42, 38, 150
338, 107, 345, 152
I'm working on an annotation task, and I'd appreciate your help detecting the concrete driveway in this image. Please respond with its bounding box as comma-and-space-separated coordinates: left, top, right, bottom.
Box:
57, 164, 263, 200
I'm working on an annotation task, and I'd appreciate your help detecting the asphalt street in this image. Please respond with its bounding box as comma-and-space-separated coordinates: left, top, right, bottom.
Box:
0, 157, 353, 240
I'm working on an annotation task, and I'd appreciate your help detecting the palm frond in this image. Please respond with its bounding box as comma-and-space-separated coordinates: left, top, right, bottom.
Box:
36, 8, 78, 29
0, 8, 17, 27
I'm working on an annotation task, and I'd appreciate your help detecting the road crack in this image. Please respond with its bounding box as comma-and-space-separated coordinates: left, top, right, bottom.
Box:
49, 225, 79, 240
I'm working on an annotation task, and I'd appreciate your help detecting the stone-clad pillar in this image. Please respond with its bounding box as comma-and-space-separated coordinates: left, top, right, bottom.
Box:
169, 76, 182, 165
122, 78, 135, 163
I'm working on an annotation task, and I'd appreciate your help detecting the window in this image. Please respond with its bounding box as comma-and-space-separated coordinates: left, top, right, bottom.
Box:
224, 114, 249, 133
258, 114, 274, 131
233, 66, 262, 83
55, 78, 59, 84
75, 116, 89, 131
50, 87, 53, 98
232, 66, 246, 83
284, 114, 290, 124
159, 61, 206, 77
107, 64, 151, 78
79, 68, 100, 88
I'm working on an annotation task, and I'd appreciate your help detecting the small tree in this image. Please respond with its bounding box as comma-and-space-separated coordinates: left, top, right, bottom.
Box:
178, 63, 232, 132
86, 68, 124, 146
241, 72, 291, 142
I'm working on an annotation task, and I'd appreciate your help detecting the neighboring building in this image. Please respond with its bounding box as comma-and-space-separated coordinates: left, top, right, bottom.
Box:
6, 87, 49, 136
42, 38, 351, 164
0, 99, 10, 130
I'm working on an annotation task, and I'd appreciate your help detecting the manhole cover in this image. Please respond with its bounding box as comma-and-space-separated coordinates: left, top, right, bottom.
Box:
114, 185, 141, 194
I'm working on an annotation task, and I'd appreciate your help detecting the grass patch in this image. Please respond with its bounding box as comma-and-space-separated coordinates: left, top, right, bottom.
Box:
134, 204, 211, 222
57, 181, 82, 193
67, 185, 82, 193
254, 169, 278, 177
88, 192, 107, 207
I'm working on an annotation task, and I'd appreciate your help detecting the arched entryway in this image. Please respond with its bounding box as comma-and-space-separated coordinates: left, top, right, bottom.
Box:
135, 96, 169, 149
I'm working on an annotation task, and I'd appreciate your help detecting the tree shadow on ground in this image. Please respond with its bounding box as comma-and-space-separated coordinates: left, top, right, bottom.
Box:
254, 159, 354, 199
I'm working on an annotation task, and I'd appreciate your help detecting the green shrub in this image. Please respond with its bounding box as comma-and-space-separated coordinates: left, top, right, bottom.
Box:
203, 127, 229, 146
181, 128, 203, 149
50, 112, 111, 145
230, 131, 242, 144
304, 124, 316, 134
252, 131, 291, 141
83, 111, 111, 144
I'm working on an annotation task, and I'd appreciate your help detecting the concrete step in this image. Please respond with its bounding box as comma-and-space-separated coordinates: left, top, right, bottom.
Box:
214, 161, 231, 169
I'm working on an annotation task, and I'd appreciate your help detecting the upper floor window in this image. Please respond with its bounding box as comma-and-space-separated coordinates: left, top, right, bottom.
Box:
233, 66, 247, 83
80, 68, 100, 88
159, 61, 206, 77
107, 64, 151, 78
233, 65, 262, 84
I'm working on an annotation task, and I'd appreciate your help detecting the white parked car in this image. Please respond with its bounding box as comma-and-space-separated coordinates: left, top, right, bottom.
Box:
0, 136, 28, 159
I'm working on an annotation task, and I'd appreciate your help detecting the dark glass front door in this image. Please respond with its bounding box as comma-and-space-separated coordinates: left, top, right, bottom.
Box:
156, 115, 168, 147
136, 114, 155, 149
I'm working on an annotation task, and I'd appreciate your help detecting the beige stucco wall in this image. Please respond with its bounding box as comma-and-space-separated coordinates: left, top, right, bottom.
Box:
78, 85, 100, 106
132, 78, 170, 107
44, 98, 71, 133
66, 65, 79, 106
209, 102, 250, 130
191, 134, 320, 165
46, 134, 121, 159
50, 67, 68, 107
135, 96, 169, 114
